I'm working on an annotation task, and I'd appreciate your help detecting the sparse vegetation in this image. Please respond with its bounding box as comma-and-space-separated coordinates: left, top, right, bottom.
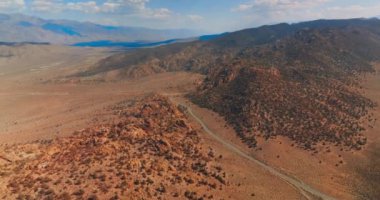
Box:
82, 19, 380, 151
355, 145, 380, 200
190, 25, 380, 151
3, 95, 227, 199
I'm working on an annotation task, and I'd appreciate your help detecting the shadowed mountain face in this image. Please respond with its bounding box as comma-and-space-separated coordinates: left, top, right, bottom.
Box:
0, 13, 198, 44
82, 18, 380, 151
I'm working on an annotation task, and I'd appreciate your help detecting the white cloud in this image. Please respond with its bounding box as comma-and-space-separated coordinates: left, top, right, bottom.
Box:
31, 0, 63, 12
0, 0, 25, 11
31, 0, 121, 13
325, 4, 380, 19
232, 3, 254, 12
143, 8, 171, 19
66, 1, 121, 13
231, 1, 380, 31
232, 0, 330, 12
116, 0, 173, 19
121, 0, 149, 10
66, 1, 100, 13
188, 14, 203, 22
231, 0, 330, 27
30, 0, 173, 19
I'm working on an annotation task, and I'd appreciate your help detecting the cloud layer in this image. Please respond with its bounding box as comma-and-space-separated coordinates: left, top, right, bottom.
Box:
0, 0, 378, 32
232, 0, 380, 27
0, 0, 25, 11
30, 0, 167, 17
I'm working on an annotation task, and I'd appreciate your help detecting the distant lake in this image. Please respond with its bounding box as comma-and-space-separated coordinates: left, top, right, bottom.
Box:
72, 39, 178, 48
72, 33, 226, 48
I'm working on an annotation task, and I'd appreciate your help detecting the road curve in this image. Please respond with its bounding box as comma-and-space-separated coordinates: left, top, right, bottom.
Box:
181, 104, 336, 200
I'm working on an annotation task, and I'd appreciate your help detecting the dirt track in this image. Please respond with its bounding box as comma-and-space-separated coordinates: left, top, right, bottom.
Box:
181, 103, 335, 200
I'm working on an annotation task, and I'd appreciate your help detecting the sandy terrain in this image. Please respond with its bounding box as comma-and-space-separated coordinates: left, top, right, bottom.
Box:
0, 45, 202, 144
0, 45, 378, 199
352, 63, 380, 199
0, 72, 202, 144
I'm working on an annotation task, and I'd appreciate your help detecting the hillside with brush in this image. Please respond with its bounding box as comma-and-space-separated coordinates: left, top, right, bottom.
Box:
1, 95, 228, 200
79, 18, 380, 151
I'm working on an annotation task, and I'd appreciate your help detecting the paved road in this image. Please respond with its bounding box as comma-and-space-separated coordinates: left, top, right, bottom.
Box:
182, 104, 336, 200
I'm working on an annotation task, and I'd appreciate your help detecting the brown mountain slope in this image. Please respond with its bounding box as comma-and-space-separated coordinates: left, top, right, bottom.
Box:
190, 27, 380, 150
79, 18, 380, 79
1, 95, 228, 200
78, 18, 380, 151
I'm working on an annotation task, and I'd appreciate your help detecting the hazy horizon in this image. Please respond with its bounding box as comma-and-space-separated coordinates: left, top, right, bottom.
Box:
0, 0, 379, 33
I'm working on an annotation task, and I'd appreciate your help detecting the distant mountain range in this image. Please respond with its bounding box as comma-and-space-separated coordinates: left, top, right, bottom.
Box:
0, 13, 200, 44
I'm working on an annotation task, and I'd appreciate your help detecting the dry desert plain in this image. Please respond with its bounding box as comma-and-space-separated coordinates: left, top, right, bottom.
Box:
0, 45, 378, 199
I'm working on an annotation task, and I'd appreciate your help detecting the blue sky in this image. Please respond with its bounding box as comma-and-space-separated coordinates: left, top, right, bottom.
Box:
1, 0, 379, 33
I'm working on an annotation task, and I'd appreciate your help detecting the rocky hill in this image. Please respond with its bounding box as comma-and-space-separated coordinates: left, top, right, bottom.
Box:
0, 95, 227, 199
191, 26, 380, 151
80, 18, 380, 151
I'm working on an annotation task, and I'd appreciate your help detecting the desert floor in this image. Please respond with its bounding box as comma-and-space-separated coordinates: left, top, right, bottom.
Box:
0, 45, 378, 199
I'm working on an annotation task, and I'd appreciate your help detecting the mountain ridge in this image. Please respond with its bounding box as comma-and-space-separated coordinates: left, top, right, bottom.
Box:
0, 13, 199, 44
79, 18, 380, 78
78, 18, 380, 151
